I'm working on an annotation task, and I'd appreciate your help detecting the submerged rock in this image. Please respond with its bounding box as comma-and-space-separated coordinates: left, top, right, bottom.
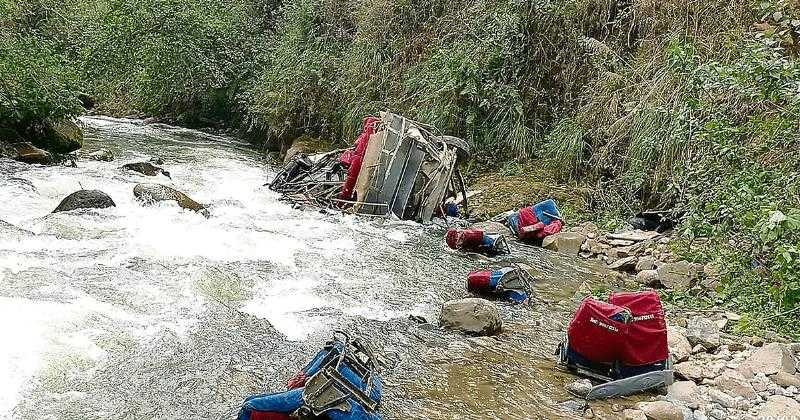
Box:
86, 148, 114, 162
53, 190, 116, 213
123, 162, 170, 178
438, 298, 501, 336
133, 183, 209, 218
0, 219, 34, 237
556, 399, 588, 415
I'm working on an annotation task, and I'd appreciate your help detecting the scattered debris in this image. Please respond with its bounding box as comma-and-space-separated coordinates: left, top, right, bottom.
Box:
236, 331, 382, 420
556, 291, 673, 399
466, 264, 534, 303
503, 199, 563, 242
270, 112, 470, 222
445, 227, 509, 255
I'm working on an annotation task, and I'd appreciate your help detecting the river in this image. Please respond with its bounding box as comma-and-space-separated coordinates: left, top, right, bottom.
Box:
0, 117, 624, 419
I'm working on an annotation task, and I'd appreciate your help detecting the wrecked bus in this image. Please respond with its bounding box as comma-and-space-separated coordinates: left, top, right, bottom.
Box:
270, 112, 470, 222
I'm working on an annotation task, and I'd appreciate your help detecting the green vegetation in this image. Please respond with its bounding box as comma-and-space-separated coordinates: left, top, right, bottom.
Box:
2, 0, 799, 337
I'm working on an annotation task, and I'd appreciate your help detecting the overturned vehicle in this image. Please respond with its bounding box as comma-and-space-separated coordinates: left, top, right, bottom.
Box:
270, 112, 470, 222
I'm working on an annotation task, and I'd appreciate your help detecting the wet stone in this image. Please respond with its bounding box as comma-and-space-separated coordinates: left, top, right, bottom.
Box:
565, 378, 593, 397
438, 298, 502, 336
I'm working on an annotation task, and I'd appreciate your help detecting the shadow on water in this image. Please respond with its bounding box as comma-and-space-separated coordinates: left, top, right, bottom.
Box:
0, 117, 631, 420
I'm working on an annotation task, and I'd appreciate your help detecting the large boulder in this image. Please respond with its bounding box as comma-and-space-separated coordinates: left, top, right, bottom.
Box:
686, 316, 720, 350
123, 162, 171, 178
742, 343, 797, 376
133, 183, 209, 218
656, 260, 699, 291
542, 232, 586, 255
32, 119, 84, 154
53, 190, 116, 213
438, 298, 501, 336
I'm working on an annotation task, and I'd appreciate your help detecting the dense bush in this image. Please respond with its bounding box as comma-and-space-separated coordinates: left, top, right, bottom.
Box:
2, 0, 799, 335
0, 0, 84, 129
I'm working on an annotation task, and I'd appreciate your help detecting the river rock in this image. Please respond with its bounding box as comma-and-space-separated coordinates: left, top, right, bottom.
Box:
636, 256, 657, 272
674, 361, 704, 381
86, 148, 114, 162
687, 316, 720, 350
758, 394, 800, 417
123, 162, 171, 178
770, 371, 800, 387
668, 326, 692, 362
557, 399, 588, 415
31, 119, 83, 154
471, 221, 512, 236
10, 142, 53, 165
438, 298, 501, 336
635, 401, 683, 420
667, 380, 701, 405
622, 409, 647, 420
608, 230, 661, 242
657, 260, 698, 291
565, 378, 593, 397
608, 256, 638, 271
715, 369, 758, 399
742, 343, 797, 376
542, 232, 586, 255
133, 183, 210, 217
636, 269, 660, 287
53, 190, 116, 213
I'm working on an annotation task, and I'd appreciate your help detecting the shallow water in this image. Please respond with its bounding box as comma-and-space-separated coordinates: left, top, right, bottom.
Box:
0, 117, 624, 419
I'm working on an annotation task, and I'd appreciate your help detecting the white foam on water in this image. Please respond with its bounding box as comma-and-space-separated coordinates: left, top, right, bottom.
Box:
386, 229, 409, 242
240, 275, 333, 341
0, 297, 78, 417
2, 116, 436, 415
